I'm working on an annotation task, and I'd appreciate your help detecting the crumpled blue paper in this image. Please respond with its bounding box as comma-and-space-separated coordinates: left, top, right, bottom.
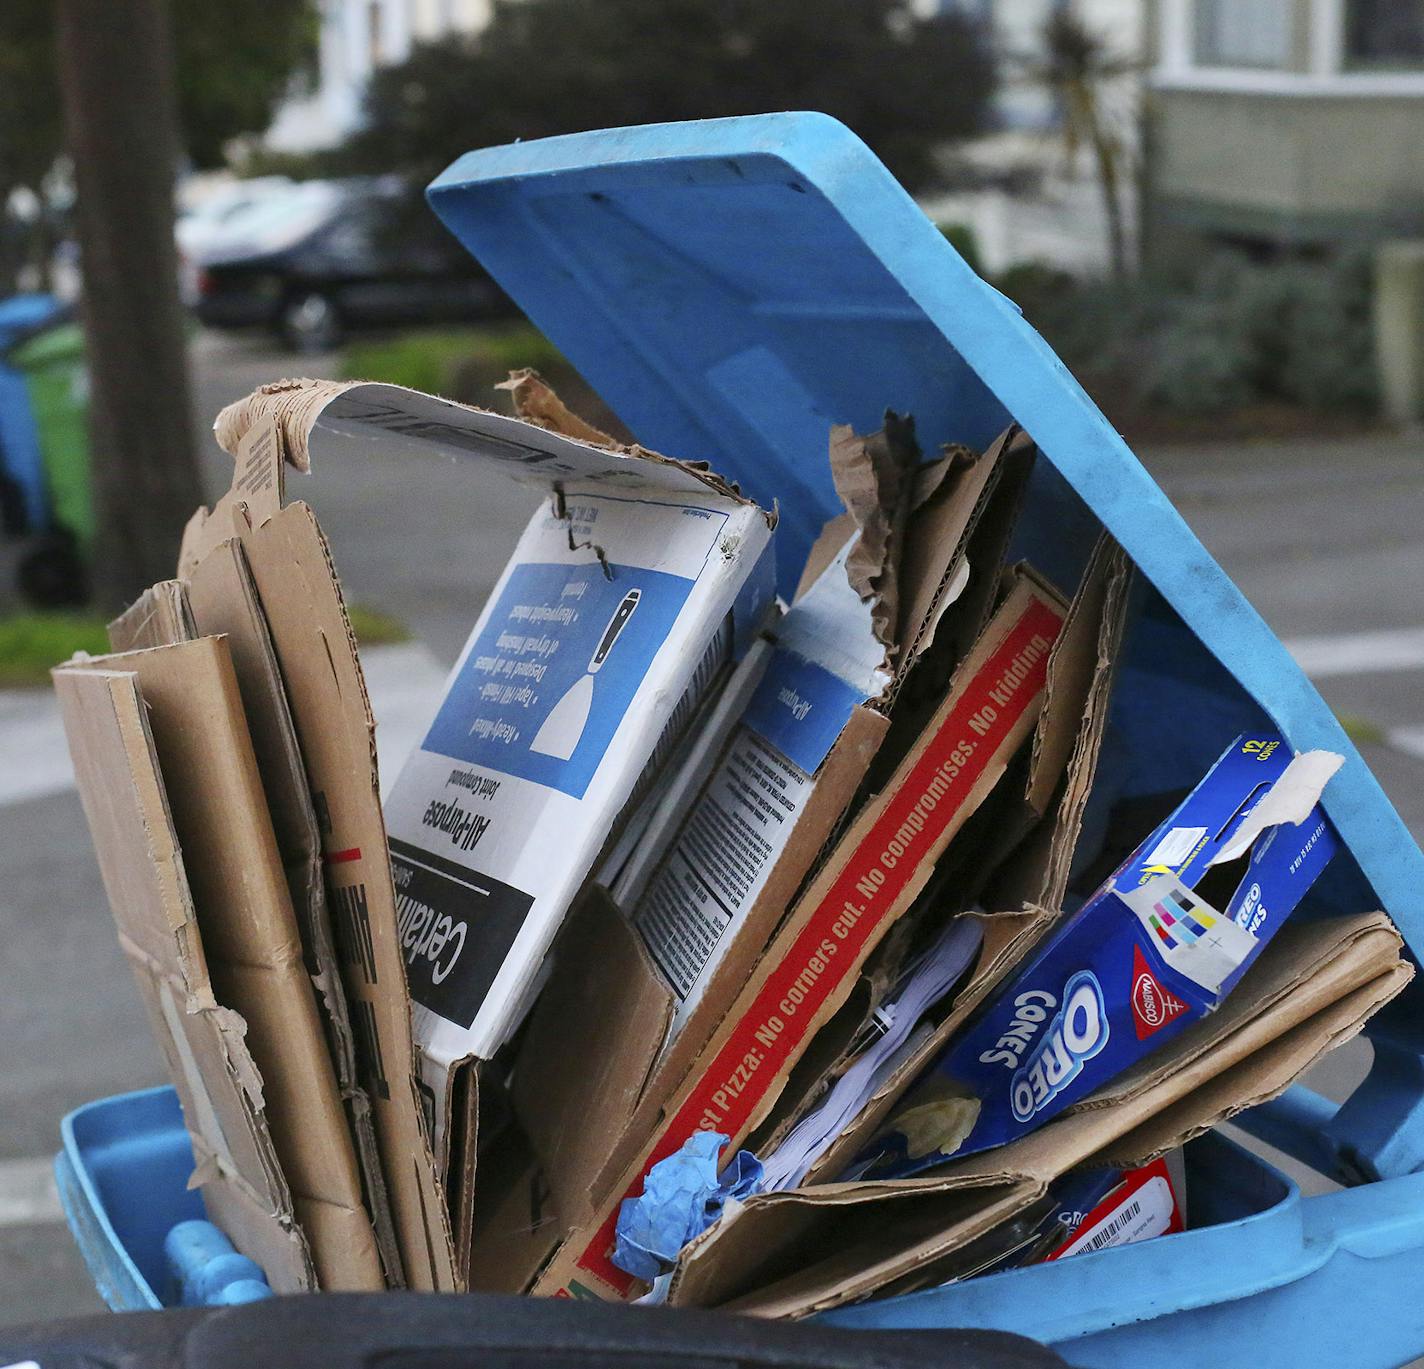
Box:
612, 1131, 764, 1282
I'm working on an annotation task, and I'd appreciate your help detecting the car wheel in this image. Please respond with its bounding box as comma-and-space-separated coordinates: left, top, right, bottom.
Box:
279, 292, 341, 353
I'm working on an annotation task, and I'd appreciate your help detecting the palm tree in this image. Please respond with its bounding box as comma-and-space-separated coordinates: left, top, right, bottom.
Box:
1033, 8, 1142, 279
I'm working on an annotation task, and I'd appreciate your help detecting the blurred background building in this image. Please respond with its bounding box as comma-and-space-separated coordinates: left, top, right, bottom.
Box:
266, 0, 497, 152
1149, 0, 1424, 253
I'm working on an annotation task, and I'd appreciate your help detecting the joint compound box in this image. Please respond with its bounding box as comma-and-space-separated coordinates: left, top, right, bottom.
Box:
363, 393, 777, 1132
851, 734, 1344, 1180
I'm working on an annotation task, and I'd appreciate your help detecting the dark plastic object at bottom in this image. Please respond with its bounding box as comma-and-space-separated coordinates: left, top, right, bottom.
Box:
0, 1292, 1065, 1369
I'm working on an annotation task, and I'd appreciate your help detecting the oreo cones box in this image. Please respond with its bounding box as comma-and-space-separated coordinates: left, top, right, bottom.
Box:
852, 733, 1343, 1178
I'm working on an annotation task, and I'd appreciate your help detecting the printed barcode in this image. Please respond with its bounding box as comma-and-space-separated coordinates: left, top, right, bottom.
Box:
333, 881, 378, 984
352, 999, 390, 1101
1081, 1198, 1142, 1253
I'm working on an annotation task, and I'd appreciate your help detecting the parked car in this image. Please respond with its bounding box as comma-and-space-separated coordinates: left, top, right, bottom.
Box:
175, 175, 297, 304
190, 177, 511, 352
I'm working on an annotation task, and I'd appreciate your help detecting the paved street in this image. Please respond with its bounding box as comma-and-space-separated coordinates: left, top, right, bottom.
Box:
0, 330, 1420, 1325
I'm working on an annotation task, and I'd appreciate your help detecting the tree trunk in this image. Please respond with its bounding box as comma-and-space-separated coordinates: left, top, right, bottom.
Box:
1092, 127, 1127, 280
54, 0, 202, 613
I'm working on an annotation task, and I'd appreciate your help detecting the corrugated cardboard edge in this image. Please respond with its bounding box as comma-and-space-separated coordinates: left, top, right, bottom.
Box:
107, 580, 196, 651
828, 414, 918, 655
979, 535, 1132, 914
667, 911, 1407, 1316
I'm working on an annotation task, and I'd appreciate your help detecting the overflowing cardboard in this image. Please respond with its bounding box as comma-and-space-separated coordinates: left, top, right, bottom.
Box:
531, 568, 1069, 1299
783, 534, 1132, 1187
664, 911, 1409, 1317
502, 422, 1018, 1252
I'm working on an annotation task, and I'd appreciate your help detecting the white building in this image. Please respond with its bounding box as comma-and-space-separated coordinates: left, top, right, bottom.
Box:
265, 0, 495, 153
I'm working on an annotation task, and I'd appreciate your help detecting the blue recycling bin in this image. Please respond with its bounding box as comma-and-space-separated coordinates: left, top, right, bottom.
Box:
0, 292, 65, 533
56, 115, 1424, 1363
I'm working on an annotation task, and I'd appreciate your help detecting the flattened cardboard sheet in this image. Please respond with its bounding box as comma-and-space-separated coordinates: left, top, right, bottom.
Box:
183, 538, 402, 1283
65, 638, 383, 1289
53, 663, 313, 1293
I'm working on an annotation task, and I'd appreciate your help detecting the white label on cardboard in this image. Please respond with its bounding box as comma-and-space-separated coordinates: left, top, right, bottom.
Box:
382, 487, 770, 1099
1144, 825, 1207, 869
629, 543, 880, 1036
1055, 1173, 1176, 1259
634, 726, 815, 1017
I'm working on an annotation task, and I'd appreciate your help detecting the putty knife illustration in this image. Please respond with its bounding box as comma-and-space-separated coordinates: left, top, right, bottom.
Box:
529, 588, 641, 760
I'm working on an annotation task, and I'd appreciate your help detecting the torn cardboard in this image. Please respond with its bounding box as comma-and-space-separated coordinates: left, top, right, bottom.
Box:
52, 662, 314, 1294
666, 911, 1409, 1317
107, 580, 195, 652
532, 567, 1068, 1300
754, 534, 1132, 1171
184, 410, 457, 1291
181, 537, 402, 1284
62, 638, 384, 1289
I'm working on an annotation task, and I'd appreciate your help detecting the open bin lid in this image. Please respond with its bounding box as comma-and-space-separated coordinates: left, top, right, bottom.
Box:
425, 112, 1424, 939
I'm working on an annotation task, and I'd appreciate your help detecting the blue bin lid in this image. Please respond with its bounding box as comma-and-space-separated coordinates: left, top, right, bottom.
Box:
426, 113, 1424, 933
426, 113, 1020, 582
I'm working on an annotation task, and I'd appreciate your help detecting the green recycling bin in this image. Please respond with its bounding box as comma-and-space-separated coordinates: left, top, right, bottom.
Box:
11, 320, 92, 550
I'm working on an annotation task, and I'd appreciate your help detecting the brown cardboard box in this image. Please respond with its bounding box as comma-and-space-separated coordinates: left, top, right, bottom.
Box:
532, 567, 1070, 1299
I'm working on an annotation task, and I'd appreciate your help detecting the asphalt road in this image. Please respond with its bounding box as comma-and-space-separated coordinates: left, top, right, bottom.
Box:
0, 329, 1420, 1328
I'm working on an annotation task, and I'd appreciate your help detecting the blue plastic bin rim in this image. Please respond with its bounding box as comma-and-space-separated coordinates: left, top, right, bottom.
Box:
424, 111, 1423, 946
0, 292, 64, 350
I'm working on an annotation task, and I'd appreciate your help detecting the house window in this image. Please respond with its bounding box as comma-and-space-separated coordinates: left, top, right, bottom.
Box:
1194, 0, 1292, 69
1345, 0, 1424, 68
